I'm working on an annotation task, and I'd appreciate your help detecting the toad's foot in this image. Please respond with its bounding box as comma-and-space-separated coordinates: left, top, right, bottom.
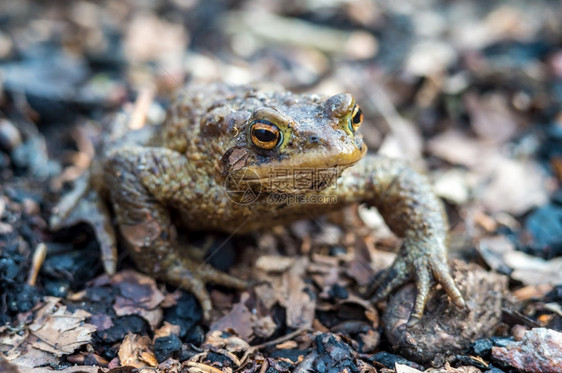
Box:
369, 235, 465, 327
154, 253, 249, 321
337, 155, 465, 325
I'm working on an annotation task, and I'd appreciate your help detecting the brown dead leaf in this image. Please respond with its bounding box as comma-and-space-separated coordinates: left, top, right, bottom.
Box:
1, 297, 96, 369
481, 158, 548, 215
255, 255, 317, 331
112, 270, 165, 328
203, 330, 251, 354
465, 92, 519, 143
186, 361, 227, 373
315, 293, 376, 317
12, 363, 103, 373
471, 209, 498, 233
255, 255, 295, 272
283, 258, 315, 329
124, 12, 186, 63
395, 363, 423, 373
504, 251, 562, 285
428, 130, 547, 218
427, 129, 492, 168
275, 340, 298, 349
118, 333, 158, 369
3, 335, 59, 370
210, 295, 254, 341
346, 259, 376, 288
432, 169, 470, 205
309, 253, 347, 301
157, 358, 182, 372
28, 297, 96, 356
160, 289, 183, 308
253, 315, 277, 339
210, 291, 277, 341
425, 362, 483, 372
67, 351, 109, 366
154, 321, 181, 339
358, 329, 380, 353
344, 236, 381, 288
512, 284, 554, 301
253, 283, 279, 310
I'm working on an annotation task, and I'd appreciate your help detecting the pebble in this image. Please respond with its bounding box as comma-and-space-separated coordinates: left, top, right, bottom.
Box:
0, 119, 22, 152
492, 328, 562, 373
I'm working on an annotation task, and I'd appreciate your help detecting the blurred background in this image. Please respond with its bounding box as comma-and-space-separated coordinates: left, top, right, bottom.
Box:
1, 0, 560, 150
1, 1, 562, 369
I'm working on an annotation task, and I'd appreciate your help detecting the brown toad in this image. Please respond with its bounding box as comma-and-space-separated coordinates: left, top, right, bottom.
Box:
52, 83, 465, 324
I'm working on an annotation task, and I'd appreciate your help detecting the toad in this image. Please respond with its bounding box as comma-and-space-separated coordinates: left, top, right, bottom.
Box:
52, 83, 465, 325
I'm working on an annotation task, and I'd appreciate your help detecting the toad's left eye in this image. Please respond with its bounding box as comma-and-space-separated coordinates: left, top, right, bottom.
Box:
348, 105, 363, 133
250, 121, 282, 150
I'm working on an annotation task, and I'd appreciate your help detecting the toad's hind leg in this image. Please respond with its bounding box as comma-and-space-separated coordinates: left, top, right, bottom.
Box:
103, 146, 247, 320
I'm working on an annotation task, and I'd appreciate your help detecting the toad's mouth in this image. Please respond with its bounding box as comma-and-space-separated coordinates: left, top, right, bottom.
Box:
240, 144, 367, 183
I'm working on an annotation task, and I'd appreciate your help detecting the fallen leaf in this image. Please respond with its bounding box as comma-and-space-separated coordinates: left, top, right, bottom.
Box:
1, 297, 96, 369
203, 330, 251, 354
283, 258, 315, 329
28, 297, 96, 356
118, 333, 158, 369
154, 321, 181, 339
465, 92, 519, 143
395, 363, 423, 373
210, 295, 254, 341
504, 251, 562, 285
255, 255, 295, 272
481, 158, 549, 215
112, 270, 166, 328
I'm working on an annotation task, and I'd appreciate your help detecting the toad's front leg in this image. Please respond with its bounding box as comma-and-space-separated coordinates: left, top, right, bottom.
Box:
103, 146, 247, 320
338, 154, 465, 326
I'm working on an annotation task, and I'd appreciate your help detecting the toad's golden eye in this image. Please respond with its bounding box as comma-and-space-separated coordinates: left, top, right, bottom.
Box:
250, 121, 282, 150
349, 105, 363, 133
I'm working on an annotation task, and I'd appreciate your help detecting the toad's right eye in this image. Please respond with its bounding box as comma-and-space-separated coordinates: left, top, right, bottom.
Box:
348, 104, 363, 133
250, 121, 282, 150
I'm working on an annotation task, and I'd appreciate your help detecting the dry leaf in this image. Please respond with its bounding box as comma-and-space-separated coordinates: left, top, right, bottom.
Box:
1, 297, 96, 369
112, 270, 166, 328
504, 251, 562, 285
28, 297, 96, 356
395, 363, 423, 373
118, 333, 158, 369
203, 330, 251, 354
284, 258, 315, 329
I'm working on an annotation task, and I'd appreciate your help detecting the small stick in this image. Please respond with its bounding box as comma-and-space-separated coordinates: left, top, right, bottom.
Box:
27, 243, 47, 286
237, 327, 311, 370
128, 87, 155, 130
